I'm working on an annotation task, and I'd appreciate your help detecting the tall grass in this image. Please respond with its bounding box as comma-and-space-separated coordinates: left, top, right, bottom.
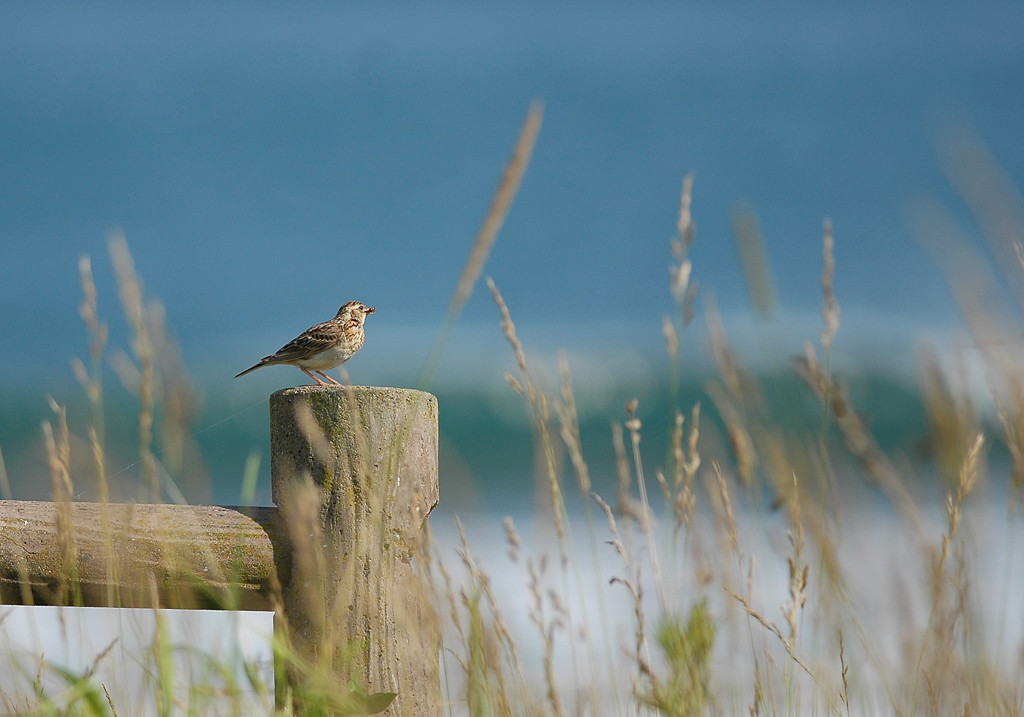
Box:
1, 114, 1023, 716
433, 135, 1024, 715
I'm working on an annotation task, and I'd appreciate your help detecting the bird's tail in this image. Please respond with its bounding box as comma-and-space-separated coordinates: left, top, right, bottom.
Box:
234, 358, 270, 379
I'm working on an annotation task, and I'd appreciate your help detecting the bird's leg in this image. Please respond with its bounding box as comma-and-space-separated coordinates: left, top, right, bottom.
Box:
314, 370, 341, 385
301, 368, 330, 386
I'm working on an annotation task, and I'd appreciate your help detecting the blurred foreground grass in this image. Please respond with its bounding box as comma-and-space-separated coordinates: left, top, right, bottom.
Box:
1, 113, 1023, 715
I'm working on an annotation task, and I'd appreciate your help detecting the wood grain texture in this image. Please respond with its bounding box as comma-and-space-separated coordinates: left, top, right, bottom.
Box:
0, 501, 283, 609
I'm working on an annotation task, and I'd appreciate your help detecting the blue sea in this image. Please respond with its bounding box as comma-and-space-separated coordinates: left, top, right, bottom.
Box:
1, 1, 1023, 509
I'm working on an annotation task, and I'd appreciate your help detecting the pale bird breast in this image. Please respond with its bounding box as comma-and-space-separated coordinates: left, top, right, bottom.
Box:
294, 337, 361, 370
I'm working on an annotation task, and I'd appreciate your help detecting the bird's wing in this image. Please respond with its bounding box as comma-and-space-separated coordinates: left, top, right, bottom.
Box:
267, 322, 339, 362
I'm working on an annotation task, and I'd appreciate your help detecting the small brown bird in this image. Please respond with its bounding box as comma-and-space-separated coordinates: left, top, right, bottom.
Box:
235, 301, 375, 386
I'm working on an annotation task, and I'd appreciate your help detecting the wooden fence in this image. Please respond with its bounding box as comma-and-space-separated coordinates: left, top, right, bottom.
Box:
0, 386, 440, 715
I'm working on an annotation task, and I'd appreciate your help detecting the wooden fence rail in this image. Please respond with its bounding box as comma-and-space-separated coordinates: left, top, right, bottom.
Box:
0, 385, 440, 715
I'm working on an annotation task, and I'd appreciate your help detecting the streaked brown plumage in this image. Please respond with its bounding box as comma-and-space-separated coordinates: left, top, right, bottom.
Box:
235, 301, 375, 386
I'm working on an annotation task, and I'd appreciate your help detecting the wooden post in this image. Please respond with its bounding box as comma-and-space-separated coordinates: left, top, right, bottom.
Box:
0, 502, 283, 609
270, 385, 440, 715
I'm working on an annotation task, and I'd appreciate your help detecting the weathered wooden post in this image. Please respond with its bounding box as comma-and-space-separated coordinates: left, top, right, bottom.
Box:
270, 385, 440, 715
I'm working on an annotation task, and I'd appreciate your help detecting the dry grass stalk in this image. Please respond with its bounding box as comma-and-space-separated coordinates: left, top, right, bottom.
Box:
724, 586, 815, 681
911, 175, 1024, 514
936, 123, 1024, 302
42, 399, 80, 606
451, 518, 533, 714
919, 345, 979, 492
419, 102, 544, 389
611, 420, 641, 524
666, 174, 699, 410
525, 553, 565, 717
278, 480, 329, 649
450, 102, 543, 316
623, 401, 666, 600
554, 356, 625, 710
419, 524, 477, 703
487, 276, 567, 547
905, 432, 986, 714
706, 381, 757, 488
676, 173, 696, 251
820, 219, 839, 355
74, 255, 109, 461
782, 493, 809, 650
109, 232, 159, 499
663, 314, 680, 371
102, 683, 119, 717
670, 173, 698, 320
725, 579, 842, 716
148, 304, 202, 485
669, 405, 703, 537
731, 206, 778, 318
938, 433, 984, 583
838, 629, 851, 717
592, 491, 653, 696
795, 344, 922, 531
487, 277, 531, 397
708, 461, 739, 561
660, 415, 682, 497
0, 445, 10, 501
682, 405, 701, 490
556, 353, 591, 497
704, 302, 763, 487
704, 296, 747, 402
76, 255, 119, 605
994, 387, 1024, 511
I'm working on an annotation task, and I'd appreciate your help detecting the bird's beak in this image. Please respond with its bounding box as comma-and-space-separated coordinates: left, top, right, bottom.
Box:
366, 306, 376, 314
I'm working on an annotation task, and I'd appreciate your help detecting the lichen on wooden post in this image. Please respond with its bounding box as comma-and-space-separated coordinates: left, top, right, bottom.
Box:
269, 385, 440, 715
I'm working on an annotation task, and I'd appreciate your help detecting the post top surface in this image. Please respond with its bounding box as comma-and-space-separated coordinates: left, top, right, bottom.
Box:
271, 385, 437, 402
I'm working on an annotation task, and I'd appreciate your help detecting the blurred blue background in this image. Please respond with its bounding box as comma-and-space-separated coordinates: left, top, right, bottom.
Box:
2, 2, 1023, 507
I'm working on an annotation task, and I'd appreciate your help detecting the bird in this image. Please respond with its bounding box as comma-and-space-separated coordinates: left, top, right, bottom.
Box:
235, 301, 375, 386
